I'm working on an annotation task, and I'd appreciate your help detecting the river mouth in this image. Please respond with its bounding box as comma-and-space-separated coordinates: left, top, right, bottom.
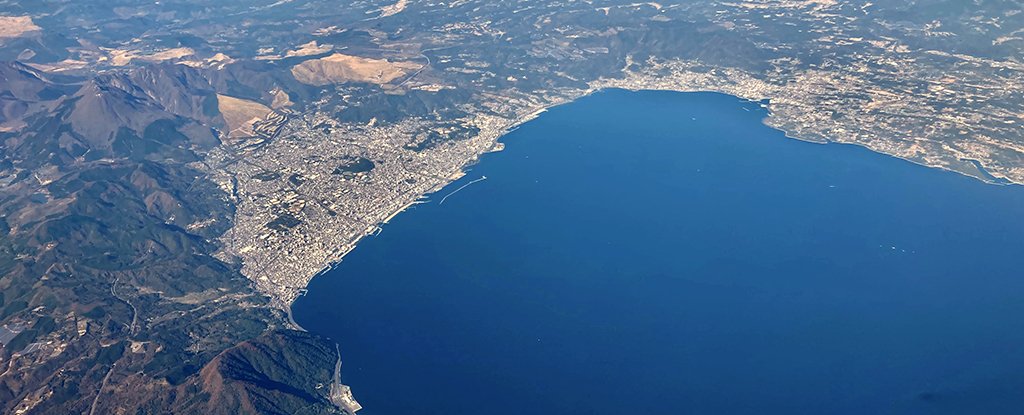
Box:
294, 89, 1024, 415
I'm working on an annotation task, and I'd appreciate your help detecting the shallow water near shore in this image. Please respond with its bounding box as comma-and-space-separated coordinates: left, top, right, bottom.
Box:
294, 89, 1024, 415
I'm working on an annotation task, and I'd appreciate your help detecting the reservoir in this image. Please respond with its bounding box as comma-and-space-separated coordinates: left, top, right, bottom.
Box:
293, 90, 1024, 415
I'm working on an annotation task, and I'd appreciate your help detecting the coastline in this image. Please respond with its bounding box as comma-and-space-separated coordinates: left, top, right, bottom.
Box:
282, 91, 585, 322
589, 64, 1022, 186
282, 83, 1020, 328
290, 89, 1024, 414
276, 85, 1021, 414
276, 91, 589, 414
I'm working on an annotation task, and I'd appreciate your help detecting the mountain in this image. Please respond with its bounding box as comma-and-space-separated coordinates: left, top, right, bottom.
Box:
0, 58, 335, 414
0, 62, 65, 132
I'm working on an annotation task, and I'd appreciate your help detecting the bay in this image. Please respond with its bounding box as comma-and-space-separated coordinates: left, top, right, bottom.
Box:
294, 89, 1024, 415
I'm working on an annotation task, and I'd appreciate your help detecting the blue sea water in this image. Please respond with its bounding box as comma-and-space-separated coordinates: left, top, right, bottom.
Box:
293, 90, 1024, 415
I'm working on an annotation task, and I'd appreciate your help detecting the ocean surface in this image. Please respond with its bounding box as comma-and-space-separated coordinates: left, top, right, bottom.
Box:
293, 90, 1024, 415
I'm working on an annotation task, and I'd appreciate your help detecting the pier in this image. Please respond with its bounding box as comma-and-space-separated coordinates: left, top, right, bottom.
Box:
439, 175, 488, 205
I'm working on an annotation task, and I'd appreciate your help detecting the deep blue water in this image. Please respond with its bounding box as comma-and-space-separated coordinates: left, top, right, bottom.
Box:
294, 90, 1024, 415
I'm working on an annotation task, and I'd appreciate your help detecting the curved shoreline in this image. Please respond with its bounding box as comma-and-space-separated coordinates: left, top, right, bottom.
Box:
283, 80, 1020, 319
279, 85, 1019, 414
286, 89, 1024, 415
287, 83, 1020, 319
